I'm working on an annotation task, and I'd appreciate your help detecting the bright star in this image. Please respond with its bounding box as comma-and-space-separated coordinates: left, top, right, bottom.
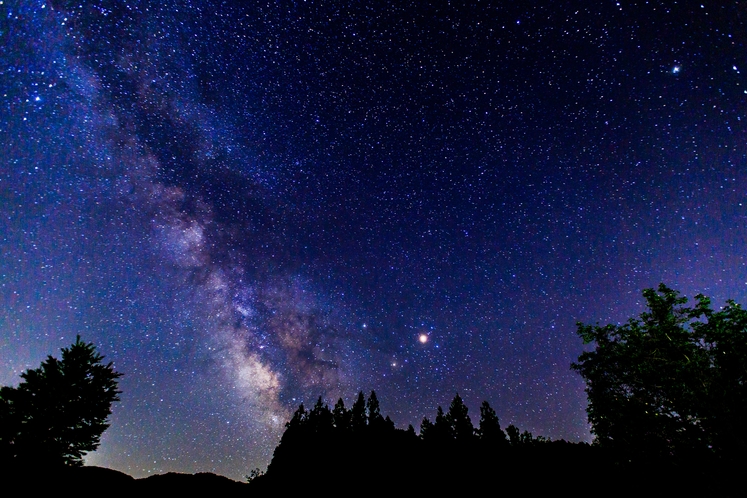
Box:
418, 334, 428, 344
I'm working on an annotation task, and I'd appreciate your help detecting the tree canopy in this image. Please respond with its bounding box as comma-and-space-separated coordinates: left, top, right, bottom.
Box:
478, 400, 507, 445
447, 394, 474, 442
259, 285, 747, 492
261, 391, 596, 493
0, 336, 122, 467
572, 283, 747, 461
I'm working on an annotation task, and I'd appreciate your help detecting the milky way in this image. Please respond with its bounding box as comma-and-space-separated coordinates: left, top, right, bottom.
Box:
2, 0, 746, 479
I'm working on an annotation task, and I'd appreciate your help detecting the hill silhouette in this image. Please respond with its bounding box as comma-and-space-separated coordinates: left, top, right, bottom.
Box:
9, 466, 250, 495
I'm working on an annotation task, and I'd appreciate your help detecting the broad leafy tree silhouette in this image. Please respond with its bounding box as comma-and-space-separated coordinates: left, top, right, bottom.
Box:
573, 284, 747, 463
0, 336, 122, 467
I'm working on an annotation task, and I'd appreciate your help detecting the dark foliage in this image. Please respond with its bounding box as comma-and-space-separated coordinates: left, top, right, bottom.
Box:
478, 400, 508, 446
419, 416, 434, 439
260, 392, 614, 493
447, 393, 474, 443
332, 398, 350, 430
350, 391, 367, 432
258, 387, 739, 494
573, 284, 747, 463
366, 390, 386, 431
0, 336, 122, 467
431, 405, 453, 442
265, 391, 416, 490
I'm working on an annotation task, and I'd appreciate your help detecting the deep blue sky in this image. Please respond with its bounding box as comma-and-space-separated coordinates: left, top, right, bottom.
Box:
2, 0, 745, 480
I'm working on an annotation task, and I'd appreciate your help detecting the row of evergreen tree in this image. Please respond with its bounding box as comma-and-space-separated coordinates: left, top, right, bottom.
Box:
258, 390, 727, 493
260, 391, 603, 492
281, 391, 544, 446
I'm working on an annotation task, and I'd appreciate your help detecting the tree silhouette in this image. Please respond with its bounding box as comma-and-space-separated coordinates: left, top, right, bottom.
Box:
262, 391, 663, 494
446, 394, 474, 442
350, 391, 367, 432
699, 297, 747, 458
367, 391, 386, 431
506, 424, 520, 446
478, 401, 507, 445
383, 415, 396, 432
420, 416, 434, 440
286, 403, 307, 431
268, 390, 743, 492
519, 430, 536, 445
406, 424, 417, 437
308, 397, 333, 434
431, 406, 453, 442
0, 336, 122, 467
573, 284, 747, 461
332, 398, 350, 431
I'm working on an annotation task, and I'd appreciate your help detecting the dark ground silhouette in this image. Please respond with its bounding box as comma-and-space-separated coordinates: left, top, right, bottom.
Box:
6, 285, 747, 496
0, 336, 122, 468
7, 391, 743, 496
250, 392, 741, 496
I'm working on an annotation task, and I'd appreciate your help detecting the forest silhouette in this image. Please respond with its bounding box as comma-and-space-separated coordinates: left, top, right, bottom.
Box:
3, 285, 746, 495
252, 285, 747, 494
250, 391, 735, 494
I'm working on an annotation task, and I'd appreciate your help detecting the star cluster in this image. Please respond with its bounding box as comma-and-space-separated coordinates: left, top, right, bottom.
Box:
1, 0, 745, 480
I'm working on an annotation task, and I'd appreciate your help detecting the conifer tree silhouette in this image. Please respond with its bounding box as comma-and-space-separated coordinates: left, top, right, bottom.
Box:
432, 406, 454, 442
332, 398, 350, 431
308, 397, 333, 433
420, 417, 434, 440
447, 394, 474, 442
351, 391, 367, 432
367, 391, 385, 430
478, 401, 508, 445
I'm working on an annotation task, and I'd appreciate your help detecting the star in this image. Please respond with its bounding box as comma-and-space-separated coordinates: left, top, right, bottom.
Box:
5, 0, 743, 481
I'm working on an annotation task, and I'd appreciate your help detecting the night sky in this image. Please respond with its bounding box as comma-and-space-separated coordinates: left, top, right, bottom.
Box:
2, 0, 746, 480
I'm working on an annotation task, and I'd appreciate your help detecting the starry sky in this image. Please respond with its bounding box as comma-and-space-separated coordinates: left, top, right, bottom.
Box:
2, 0, 746, 480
